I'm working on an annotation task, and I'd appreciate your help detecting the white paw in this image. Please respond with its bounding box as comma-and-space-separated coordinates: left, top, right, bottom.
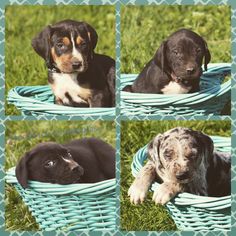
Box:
128, 183, 148, 205
152, 185, 172, 205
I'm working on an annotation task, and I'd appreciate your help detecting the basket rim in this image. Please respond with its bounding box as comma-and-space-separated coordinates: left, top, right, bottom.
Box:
6, 167, 116, 195
7, 86, 115, 115
131, 135, 231, 209
120, 63, 231, 105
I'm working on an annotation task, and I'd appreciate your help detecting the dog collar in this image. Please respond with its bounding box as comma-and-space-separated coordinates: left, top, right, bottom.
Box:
47, 62, 61, 74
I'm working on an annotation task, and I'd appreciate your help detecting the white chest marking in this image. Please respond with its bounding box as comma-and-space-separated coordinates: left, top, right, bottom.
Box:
161, 81, 191, 94
50, 73, 91, 105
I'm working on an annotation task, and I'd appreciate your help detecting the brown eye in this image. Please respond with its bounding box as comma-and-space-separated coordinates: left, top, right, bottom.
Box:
173, 50, 178, 55
197, 48, 202, 53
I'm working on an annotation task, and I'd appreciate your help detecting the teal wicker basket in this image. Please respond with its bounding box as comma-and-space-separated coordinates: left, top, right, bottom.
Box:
6, 167, 116, 231
121, 63, 231, 116
7, 86, 115, 117
131, 136, 231, 231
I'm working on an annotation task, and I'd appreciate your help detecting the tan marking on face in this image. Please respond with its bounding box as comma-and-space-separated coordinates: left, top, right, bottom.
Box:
62, 37, 71, 46
51, 47, 73, 73
76, 36, 84, 45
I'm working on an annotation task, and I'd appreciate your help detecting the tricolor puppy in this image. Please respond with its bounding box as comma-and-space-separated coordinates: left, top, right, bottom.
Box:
128, 127, 230, 205
123, 29, 211, 94
32, 19, 115, 107
16, 138, 115, 188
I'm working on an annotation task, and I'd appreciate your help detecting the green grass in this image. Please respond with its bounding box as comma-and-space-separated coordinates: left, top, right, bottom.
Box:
5, 120, 115, 231
121, 5, 231, 73
120, 120, 230, 231
5, 5, 115, 115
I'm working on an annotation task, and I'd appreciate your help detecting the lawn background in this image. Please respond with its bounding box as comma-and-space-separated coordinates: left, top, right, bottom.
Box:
120, 120, 231, 231
5, 5, 115, 115
121, 5, 231, 73
5, 120, 115, 231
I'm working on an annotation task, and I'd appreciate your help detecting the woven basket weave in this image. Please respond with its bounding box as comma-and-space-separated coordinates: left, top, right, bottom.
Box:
131, 136, 231, 231
7, 86, 115, 116
6, 167, 116, 231
121, 63, 231, 116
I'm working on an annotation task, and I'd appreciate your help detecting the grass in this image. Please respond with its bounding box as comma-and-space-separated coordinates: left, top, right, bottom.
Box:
121, 5, 231, 73
5, 5, 115, 115
5, 120, 115, 231
120, 120, 230, 231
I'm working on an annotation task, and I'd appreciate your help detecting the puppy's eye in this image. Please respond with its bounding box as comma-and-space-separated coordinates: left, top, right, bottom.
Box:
44, 160, 56, 168
197, 48, 202, 53
173, 50, 178, 55
164, 154, 172, 160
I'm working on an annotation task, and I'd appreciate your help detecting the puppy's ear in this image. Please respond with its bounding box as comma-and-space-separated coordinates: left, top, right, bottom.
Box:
31, 25, 52, 65
153, 41, 167, 72
194, 130, 214, 163
203, 40, 211, 71
83, 22, 98, 50
15, 151, 32, 189
147, 134, 163, 164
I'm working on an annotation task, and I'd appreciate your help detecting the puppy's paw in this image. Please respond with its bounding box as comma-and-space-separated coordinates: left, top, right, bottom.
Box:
152, 184, 174, 205
128, 182, 148, 205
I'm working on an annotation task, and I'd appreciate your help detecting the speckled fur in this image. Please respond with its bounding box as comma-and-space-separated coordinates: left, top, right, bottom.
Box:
128, 127, 231, 205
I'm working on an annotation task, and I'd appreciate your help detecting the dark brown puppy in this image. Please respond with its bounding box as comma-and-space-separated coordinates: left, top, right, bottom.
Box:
123, 29, 211, 94
32, 19, 115, 107
16, 138, 115, 188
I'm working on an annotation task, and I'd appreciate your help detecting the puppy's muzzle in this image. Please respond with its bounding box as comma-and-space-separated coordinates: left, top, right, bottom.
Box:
186, 67, 196, 75
72, 61, 82, 70
176, 170, 190, 181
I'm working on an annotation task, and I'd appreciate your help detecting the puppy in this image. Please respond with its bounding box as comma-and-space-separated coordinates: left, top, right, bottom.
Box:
16, 138, 115, 188
32, 19, 115, 107
123, 29, 211, 94
128, 127, 230, 205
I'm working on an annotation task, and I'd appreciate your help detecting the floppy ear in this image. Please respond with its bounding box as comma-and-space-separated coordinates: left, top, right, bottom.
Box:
83, 22, 98, 51
147, 134, 163, 164
31, 25, 52, 66
15, 151, 32, 189
203, 40, 211, 71
194, 130, 214, 164
153, 41, 168, 72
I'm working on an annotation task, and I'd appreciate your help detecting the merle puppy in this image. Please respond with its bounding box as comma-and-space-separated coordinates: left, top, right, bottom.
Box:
128, 127, 230, 205
123, 29, 211, 94
16, 138, 115, 188
32, 19, 115, 107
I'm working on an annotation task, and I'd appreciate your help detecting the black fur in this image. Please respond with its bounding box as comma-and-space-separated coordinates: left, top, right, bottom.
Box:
32, 19, 115, 107
123, 29, 211, 94
15, 138, 115, 188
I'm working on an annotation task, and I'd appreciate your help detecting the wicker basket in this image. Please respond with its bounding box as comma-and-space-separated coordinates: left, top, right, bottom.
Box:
7, 86, 115, 117
6, 167, 116, 231
131, 136, 231, 231
121, 63, 231, 116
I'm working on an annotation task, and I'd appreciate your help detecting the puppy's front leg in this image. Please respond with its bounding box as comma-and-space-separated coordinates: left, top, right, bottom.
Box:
128, 160, 156, 204
152, 182, 183, 205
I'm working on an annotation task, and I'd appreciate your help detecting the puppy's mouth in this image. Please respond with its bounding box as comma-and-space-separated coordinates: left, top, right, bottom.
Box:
175, 171, 193, 183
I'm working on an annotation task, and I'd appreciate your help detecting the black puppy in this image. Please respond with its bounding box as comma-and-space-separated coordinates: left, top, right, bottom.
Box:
15, 138, 115, 188
32, 19, 115, 107
123, 29, 211, 94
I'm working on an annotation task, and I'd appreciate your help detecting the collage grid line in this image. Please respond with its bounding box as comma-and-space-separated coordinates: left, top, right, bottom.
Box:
0, 0, 235, 235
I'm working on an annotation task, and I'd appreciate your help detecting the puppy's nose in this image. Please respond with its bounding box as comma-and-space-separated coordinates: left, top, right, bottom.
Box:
186, 67, 195, 74
69, 161, 79, 171
176, 170, 189, 180
72, 61, 82, 69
